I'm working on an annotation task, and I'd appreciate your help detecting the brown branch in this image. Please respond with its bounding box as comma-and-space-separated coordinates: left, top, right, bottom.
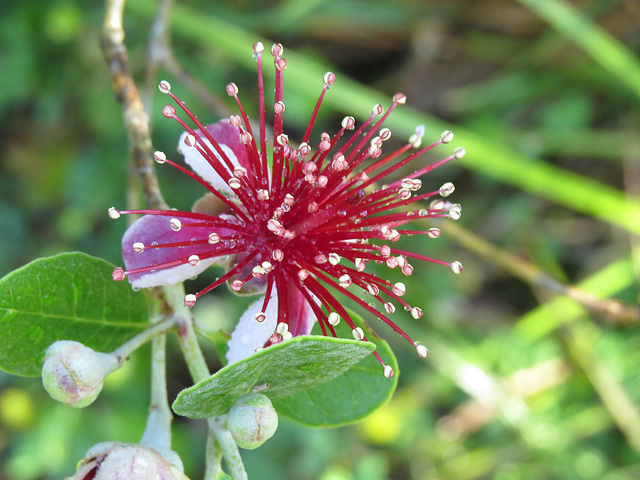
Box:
142, 0, 231, 119
420, 216, 640, 326
101, 0, 167, 211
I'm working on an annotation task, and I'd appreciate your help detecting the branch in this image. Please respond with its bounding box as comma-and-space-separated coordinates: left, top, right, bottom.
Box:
101, 0, 167, 210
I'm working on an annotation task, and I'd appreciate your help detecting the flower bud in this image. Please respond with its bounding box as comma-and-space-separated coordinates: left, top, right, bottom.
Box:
41, 340, 117, 408
69, 442, 189, 480
228, 393, 278, 450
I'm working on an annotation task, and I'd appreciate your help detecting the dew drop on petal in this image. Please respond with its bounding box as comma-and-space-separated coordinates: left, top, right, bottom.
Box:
132, 242, 145, 253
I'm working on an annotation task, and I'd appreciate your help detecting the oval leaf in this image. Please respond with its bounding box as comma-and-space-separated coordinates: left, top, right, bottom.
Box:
272, 310, 398, 427
0, 252, 150, 376
172, 336, 375, 419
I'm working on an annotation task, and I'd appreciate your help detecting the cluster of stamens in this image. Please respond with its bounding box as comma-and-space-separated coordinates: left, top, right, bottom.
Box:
110, 42, 465, 378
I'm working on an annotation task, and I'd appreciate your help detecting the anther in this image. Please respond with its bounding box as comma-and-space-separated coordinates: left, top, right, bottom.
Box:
276, 133, 289, 146
132, 242, 145, 253
352, 327, 365, 341
276, 322, 289, 335
162, 105, 176, 119
188, 255, 200, 266
427, 228, 441, 239
274, 101, 285, 115
393, 92, 407, 104
297, 269, 309, 281
371, 104, 384, 116
270, 43, 284, 57
253, 42, 264, 54
392, 282, 406, 296
367, 284, 380, 296
252, 265, 266, 278
323, 72, 336, 86
254, 312, 266, 323
234, 166, 247, 178
108, 207, 121, 219
257, 189, 270, 201
208, 232, 220, 244
328, 253, 341, 265
383, 365, 394, 378
158, 80, 171, 93
308, 202, 319, 213
440, 130, 454, 143
112, 267, 126, 281
339, 274, 352, 288
384, 302, 396, 314
184, 134, 196, 147
231, 280, 244, 292
415, 343, 429, 358
153, 151, 167, 164
226, 83, 239, 96
449, 204, 462, 220
228, 178, 242, 189
439, 182, 455, 197
341, 116, 356, 130
379, 128, 392, 141
184, 294, 197, 308
275, 58, 287, 71
328, 312, 340, 326
453, 147, 466, 159
450, 261, 463, 274
229, 115, 242, 127
170, 218, 182, 231
411, 307, 423, 319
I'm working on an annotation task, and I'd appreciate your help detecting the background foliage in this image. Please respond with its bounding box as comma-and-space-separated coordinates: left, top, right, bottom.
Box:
1, 0, 639, 479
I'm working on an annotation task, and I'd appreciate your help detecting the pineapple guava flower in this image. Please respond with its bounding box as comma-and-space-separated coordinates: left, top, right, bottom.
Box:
110, 42, 464, 377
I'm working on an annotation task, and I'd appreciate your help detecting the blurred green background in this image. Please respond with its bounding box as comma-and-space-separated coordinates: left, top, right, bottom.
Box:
1, 0, 640, 479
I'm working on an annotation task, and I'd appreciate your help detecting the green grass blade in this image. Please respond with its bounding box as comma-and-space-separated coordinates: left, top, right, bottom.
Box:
518, 0, 640, 101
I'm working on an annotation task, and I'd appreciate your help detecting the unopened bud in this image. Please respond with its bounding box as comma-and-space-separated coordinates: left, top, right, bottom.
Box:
228, 393, 278, 450
41, 341, 118, 408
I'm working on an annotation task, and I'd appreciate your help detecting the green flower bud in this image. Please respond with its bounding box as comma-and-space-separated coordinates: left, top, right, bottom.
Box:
41, 340, 117, 408
228, 393, 278, 450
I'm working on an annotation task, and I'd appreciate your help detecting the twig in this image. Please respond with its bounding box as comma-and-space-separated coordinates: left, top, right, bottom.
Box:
101, 0, 167, 211
143, 0, 231, 118
431, 218, 640, 326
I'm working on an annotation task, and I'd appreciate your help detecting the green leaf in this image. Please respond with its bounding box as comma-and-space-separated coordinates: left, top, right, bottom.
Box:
272, 310, 399, 427
0, 252, 150, 377
172, 336, 375, 419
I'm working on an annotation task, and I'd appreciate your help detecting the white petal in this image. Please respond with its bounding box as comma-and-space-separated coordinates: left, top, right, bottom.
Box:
226, 294, 278, 364
179, 131, 240, 194
129, 258, 218, 289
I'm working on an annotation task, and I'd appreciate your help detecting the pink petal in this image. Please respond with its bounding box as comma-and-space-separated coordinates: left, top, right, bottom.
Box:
178, 120, 250, 193
122, 214, 233, 288
226, 288, 317, 364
